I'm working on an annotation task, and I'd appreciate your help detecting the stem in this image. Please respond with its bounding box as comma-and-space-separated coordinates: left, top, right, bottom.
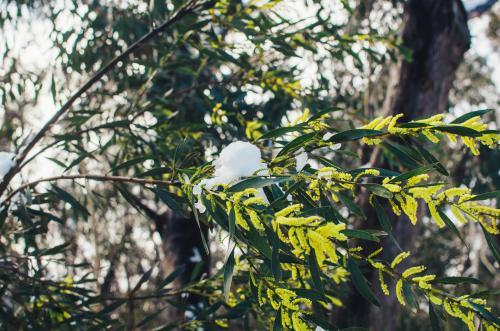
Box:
3, 174, 180, 203
0, 0, 203, 196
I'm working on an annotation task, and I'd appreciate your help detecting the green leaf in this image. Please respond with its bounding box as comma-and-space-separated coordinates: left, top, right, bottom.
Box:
389, 164, 437, 183
328, 129, 384, 143
157, 265, 186, 289
337, 192, 366, 219
465, 190, 500, 201
437, 208, 468, 248
30, 242, 70, 256
157, 189, 185, 215
468, 301, 500, 326
450, 109, 493, 124
271, 231, 282, 281
307, 106, 343, 122
429, 301, 442, 331
227, 177, 288, 192
347, 258, 380, 306
402, 281, 417, 309
412, 141, 449, 176
432, 125, 481, 137
273, 307, 282, 331
342, 229, 380, 242
363, 183, 393, 199
223, 248, 235, 301
396, 122, 431, 128
51, 185, 89, 218
276, 132, 317, 157
433, 276, 482, 285
308, 249, 324, 293
228, 207, 236, 238
257, 125, 306, 141
131, 266, 154, 293
111, 156, 151, 172
482, 226, 500, 264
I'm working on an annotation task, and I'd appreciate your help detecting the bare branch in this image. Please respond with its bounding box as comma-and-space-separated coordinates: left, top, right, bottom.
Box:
0, 0, 204, 196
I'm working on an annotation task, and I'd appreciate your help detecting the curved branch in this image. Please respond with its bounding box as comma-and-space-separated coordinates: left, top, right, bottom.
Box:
3, 174, 180, 203
0, 0, 204, 196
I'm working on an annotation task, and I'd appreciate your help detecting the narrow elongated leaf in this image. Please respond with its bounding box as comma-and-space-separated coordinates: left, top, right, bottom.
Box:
329, 129, 383, 143
429, 301, 442, 331
228, 177, 288, 192
157, 265, 186, 289
465, 190, 500, 201
223, 249, 235, 300
363, 183, 393, 199
273, 307, 282, 331
433, 276, 482, 285
307, 106, 343, 122
347, 258, 380, 306
437, 208, 468, 248
482, 226, 500, 264
258, 125, 306, 141
389, 164, 437, 183
51, 185, 89, 218
308, 249, 324, 292
276, 132, 317, 157
432, 125, 481, 137
342, 229, 380, 242
450, 109, 493, 124
271, 231, 282, 281
131, 267, 154, 293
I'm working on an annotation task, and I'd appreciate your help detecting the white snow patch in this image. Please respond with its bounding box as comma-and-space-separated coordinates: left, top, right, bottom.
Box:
193, 141, 268, 212
189, 247, 202, 263
295, 148, 308, 171
0, 152, 16, 181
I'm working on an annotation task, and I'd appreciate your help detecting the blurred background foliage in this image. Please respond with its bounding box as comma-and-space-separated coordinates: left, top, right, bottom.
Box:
0, 0, 498, 329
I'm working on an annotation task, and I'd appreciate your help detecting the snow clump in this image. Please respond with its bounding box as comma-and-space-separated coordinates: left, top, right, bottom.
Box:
193, 141, 268, 213
0, 152, 15, 181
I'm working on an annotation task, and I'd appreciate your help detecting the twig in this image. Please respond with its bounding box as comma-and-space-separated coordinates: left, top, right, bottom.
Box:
3, 174, 180, 203
0, 0, 203, 196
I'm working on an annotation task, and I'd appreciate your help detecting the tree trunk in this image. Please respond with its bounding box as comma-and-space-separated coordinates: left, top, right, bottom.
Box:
344, 0, 471, 329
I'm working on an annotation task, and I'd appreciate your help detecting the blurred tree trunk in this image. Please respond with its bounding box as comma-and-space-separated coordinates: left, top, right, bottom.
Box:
342, 0, 471, 329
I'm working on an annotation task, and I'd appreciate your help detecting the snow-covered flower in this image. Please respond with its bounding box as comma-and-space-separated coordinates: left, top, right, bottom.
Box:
192, 141, 268, 212
295, 148, 308, 171
0, 152, 15, 181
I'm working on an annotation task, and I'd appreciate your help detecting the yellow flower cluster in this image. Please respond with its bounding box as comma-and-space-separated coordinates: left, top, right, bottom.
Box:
227, 188, 267, 231
440, 297, 497, 331
262, 286, 312, 330
309, 167, 355, 201
273, 204, 347, 268
379, 175, 499, 233
360, 113, 499, 155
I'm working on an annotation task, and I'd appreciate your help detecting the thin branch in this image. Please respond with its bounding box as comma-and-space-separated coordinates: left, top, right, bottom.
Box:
0, 0, 204, 196
3, 174, 180, 203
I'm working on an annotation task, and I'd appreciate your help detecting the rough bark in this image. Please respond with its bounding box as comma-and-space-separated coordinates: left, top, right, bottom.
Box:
343, 1, 471, 330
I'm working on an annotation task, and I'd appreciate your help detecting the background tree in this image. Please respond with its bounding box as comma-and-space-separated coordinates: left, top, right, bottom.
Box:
0, 0, 498, 330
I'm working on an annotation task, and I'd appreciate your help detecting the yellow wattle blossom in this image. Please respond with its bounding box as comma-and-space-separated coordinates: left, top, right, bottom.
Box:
412, 274, 436, 290
353, 168, 381, 182
402, 265, 426, 278
396, 279, 406, 306
275, 204, 303, 217
316, 222, 347, 241
391, 251, 410, 268
275, 215, 321, 227
332, 267, 350, 284
378, 270, 390, 295
428, 202, 445, 228
429, 294, 443, 306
